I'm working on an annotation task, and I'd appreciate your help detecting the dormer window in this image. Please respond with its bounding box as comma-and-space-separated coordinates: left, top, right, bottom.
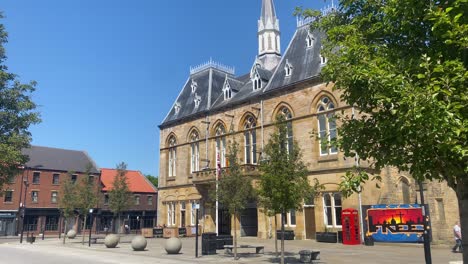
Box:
320, 54, 327, 65
191, 79, 198, 93
223, 81, 232, 100
320, 46, 327, 65
253, 73, 262, 90
194, 94, 201, 108
174, 102, 181, 114
306, 32, 314, 48
284, 60, 293, 77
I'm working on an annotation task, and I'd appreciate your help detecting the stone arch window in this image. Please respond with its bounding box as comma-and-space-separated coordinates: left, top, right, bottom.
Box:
400, 177, 411, 204
190, 130, 200, 173
253, 72, 262, 90
215, 123, 227, 167
278, 106, 293, 154
317, 96, 337, 155
243, 115, 257, 164
168, 136, 177, 177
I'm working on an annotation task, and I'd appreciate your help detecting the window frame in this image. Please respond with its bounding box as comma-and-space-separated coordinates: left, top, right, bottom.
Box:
32, 172, 40, 184
4, 190, 13, 203
244, 116, 257, 164
147, 195, 153, 205
215, 124, 227, 167
51, 191, 58, 204
52, 173, 60, 185
168, 137, 177, 177
167, 202, 176, 226
317, 97, 338, 156
190, 131, 200, 173
323, 192, 342, 228
31, 191, 39, 203
135, 195, 140, 205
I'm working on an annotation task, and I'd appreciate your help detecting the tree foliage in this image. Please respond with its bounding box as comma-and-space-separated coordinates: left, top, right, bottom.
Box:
300, 0, 467, 261
217, 140, 256, 260
75, 164, 99, 244
146, 175, 158, 188
258, 115, 313, 264
59, 171, 78, 243
258, 115, 312, 213
108, 162, 131, 233
0, 14, 40, 189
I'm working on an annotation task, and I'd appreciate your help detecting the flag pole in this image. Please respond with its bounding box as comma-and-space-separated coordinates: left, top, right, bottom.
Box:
215, 152, 220, 235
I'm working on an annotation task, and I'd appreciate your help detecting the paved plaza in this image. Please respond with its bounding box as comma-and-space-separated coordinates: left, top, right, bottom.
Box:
0, 235, 463, 264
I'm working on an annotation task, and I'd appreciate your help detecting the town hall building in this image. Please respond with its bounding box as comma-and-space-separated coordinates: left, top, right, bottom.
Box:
157, 0, 459, 243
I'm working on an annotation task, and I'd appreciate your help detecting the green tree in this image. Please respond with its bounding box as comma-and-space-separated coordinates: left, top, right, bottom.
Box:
108, 162, 131, 234
75, 164, 99, 245
300, 0, 467, 261
217, 140, 255, 260
0, 14, 40, 189
258, 115, 312, 264
59, 172, 78, 244
146, 175, 158, 188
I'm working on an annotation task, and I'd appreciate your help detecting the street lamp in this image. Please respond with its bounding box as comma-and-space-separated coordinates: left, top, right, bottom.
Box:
88, 208, 93, 247
19, 179, 29, 244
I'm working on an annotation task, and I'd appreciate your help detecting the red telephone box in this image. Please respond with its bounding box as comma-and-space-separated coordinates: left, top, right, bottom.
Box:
341, 208, 361, 245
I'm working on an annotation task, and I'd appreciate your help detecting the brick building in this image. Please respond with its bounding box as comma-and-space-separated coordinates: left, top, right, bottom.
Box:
99, 168, 157, 233
157, 0, 459, 244
0, 146, 100, 236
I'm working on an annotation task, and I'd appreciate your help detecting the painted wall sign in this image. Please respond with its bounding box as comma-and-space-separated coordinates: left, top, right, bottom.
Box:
363, 204, 426, 243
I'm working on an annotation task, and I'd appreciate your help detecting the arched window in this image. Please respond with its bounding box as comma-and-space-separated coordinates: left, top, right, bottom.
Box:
190, 130, 200, 173
278, 106, 293, 154
400, 177, 411, 204
244, 116, 257, 164
253, 73, 262, 90
168, 136, 177, 177
215, 124, 227, 167
317, 96, 337, 155
223, 82, 232, 100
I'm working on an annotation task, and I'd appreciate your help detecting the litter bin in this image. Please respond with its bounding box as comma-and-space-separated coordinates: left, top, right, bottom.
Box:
202, 232, 217, 255
364, 236, 374, 246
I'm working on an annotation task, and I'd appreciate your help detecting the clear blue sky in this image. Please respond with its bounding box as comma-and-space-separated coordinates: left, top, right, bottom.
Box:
2, 0, 325, 176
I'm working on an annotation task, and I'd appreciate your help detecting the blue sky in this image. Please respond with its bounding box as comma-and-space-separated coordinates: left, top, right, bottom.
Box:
2, 0, 326, 176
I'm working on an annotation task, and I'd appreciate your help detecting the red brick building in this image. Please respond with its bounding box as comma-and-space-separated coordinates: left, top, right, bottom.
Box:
99, 168, 157, 233
0, 146, 100, 236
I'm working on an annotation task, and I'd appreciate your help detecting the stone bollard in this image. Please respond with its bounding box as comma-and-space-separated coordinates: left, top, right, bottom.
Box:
67, 229, 77, 239
104, 234, 120, 248
131, 235, 147, 251
165, 237, 182, 254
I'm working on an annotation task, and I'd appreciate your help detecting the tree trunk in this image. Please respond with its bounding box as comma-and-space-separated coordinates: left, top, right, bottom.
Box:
281, 210, 285, 264
456, 182, 468, 264
275, 214, 278, 257
82, 215, 87, 245
233, 210, 238, 260
62, 219, 67, 244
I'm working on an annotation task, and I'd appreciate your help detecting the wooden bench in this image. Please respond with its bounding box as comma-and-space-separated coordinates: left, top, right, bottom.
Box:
224, 245, 264, 254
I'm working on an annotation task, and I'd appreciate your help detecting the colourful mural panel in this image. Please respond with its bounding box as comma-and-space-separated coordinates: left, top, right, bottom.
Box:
364, 204, 426, 243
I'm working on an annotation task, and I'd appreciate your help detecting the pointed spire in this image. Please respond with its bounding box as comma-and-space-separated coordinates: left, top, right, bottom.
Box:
260, 0, 277, 27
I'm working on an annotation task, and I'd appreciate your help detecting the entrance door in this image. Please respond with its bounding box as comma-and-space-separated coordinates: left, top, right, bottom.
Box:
218, 208, 231, 235
304, 207, 316, 239
240, 208, 258, 237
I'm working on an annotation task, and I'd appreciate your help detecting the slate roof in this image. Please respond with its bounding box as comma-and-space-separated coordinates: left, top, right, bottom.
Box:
101, 168, 157, 193
22, 145, 100, 174
160, 24, 323, 128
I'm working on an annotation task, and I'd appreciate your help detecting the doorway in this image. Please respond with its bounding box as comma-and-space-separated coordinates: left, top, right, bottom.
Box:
304, 206, 316, 239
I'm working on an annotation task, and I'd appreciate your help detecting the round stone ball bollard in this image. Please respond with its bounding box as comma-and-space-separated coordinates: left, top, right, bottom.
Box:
67, 229, 76, 239
131, 235, 147, 251
104, 234, 120, 248
165, 237, 182, 254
